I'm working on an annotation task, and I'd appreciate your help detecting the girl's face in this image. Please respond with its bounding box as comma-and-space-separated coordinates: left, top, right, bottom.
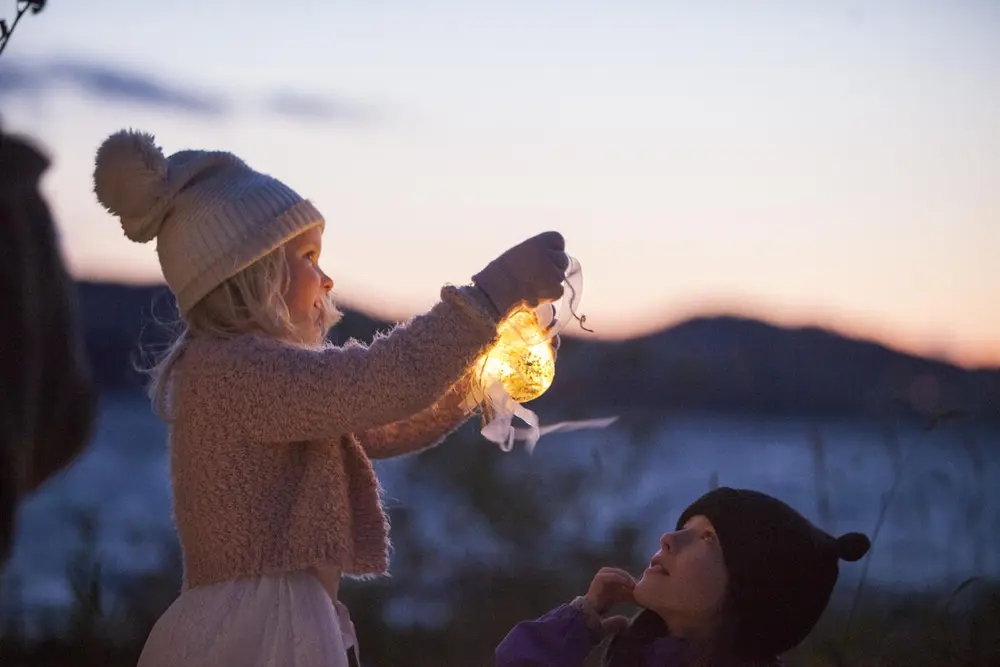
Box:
282, 225, 335, 344
633, 514, 728, 641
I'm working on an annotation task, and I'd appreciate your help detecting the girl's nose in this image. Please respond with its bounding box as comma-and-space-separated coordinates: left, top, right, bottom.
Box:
321, 272, 334, 292
660, 532, 675, 553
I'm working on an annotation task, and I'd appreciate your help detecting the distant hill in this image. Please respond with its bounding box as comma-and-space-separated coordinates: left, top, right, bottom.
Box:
74, 281, 1000, 424
534, 316, 1000, 424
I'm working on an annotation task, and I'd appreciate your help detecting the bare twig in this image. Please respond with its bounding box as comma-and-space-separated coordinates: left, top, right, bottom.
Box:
0, 1, 46, 59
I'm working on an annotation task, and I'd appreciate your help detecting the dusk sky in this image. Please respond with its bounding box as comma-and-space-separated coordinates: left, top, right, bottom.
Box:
1, 0, 997, 367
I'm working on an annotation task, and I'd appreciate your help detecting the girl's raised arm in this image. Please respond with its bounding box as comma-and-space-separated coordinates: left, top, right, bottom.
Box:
180, 285, 496, 443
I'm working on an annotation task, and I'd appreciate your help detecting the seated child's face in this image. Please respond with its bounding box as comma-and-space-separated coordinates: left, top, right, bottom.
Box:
633, 514, 728, 638
282, 226, 335, 344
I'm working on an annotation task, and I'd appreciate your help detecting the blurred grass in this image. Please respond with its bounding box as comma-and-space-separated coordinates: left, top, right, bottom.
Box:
1, 419, 996, 666
2, 512, 996, 666
0, 528, 1000, 667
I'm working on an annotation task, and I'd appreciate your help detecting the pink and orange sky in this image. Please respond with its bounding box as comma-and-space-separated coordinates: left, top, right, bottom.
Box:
1, 0, 997, 367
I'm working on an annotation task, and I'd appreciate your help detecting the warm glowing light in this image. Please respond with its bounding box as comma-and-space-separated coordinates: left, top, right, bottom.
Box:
474, 308, 556, 403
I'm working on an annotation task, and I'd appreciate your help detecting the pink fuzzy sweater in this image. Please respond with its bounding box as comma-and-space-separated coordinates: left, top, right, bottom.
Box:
169, 285, 498, 590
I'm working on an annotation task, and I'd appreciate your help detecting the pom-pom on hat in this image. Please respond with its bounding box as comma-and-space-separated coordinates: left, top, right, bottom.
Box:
93, 129, 324, 315
677, 487, 871, 660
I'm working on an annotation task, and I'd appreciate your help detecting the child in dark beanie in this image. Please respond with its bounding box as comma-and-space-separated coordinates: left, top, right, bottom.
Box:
496, 487, 871, 667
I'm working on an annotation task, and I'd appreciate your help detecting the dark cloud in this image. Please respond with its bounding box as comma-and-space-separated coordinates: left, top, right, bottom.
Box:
0, 59, 228, 115
263, 91, 377, 123
0, 58, 381, 124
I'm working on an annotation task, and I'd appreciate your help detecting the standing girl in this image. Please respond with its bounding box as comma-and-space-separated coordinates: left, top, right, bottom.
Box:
93, 129, 569, 667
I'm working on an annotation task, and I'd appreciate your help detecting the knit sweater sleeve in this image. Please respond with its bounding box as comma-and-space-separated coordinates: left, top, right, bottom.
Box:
180, 285, 498, 444
358, 378, 475, 459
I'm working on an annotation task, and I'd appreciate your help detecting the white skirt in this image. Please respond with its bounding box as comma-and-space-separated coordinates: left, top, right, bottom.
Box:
137, 571, 359, 667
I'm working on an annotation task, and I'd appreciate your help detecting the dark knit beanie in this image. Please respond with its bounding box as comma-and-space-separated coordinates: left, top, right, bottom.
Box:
677, 487, 870, 661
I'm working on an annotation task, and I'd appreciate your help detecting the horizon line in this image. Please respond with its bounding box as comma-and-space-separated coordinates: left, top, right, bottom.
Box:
71, 276, 1000, 373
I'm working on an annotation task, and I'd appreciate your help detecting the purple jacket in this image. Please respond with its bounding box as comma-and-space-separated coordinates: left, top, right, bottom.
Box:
495, 603, 694, 667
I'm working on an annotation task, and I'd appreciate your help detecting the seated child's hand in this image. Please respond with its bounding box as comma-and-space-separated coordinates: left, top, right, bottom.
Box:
584, 567, 637, 614
472, 231, 569, 318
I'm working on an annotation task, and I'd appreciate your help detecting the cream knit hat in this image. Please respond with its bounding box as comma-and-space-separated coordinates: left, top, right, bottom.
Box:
93, 129, 324, 315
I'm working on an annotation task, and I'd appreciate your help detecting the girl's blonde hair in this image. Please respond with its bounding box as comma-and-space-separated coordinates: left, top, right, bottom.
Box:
146, 245, 340, 420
